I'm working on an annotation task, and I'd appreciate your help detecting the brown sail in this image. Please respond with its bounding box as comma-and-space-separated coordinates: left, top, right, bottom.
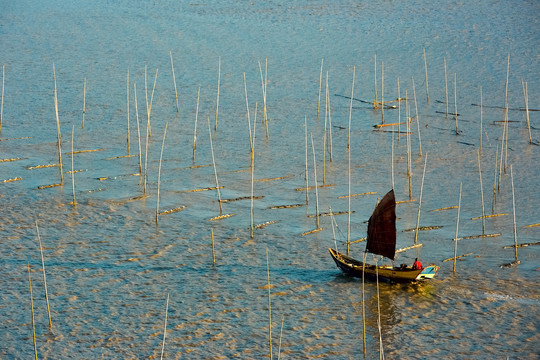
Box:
366, 189, 397, 260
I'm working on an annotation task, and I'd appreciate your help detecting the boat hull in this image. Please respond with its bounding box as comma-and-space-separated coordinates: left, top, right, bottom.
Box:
329, 248, 439, 283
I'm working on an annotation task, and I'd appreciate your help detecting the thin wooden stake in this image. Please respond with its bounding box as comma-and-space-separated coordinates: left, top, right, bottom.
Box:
480, 86, 483, 152
0, 64, 4, 132
215, 56, 221, 130
244, 73, 253, 153
453, 183, 462, 273
134, 83, 143, 175
347, 66, 355, 150
326, 74, 334, 161
193, 86, 200, 162
375, 258, 384, 360
423, 48, 429, 102
277, 315, 285, 360
412, 77, 422, 156
317, 59, 323, 122
478, 150, 485, 235
27, 262, 38, 360
156, 122, 168, 225
160, 293, 169, 360
53, 64, 63, 184
444, 58, 448, 118
148, 68, 158, 137
71, 124, 76, 205
510, 165, 518, 264
36, 221, 52, 331
414, 153, 428, 245
397, 78, 401, 140
492, 145, 498, 214
250, 106, 257, 238
304, 116, 309, 206
82, 77, 86, 129
362, 251, 367, 357
347, 107, 352, 255
127, 69, 131, 155
170, 52, 179, 113
454, 73, 458, 134
211, 228, 216, 265
503, 54, 510, 173
374, 54, 378, 106
208, 117, 223, 214
381, 61, 384, 124
266, 247, 273, 360
522, 80, 532, 144
311, 134, 320, 229
406, 91, 412, 199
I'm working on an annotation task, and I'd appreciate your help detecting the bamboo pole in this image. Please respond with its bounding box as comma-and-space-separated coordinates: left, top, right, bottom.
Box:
127, 69, 130, 155
492, 145, 498, 214
147, 68, 158, 137
374, 54, 378, 106
397, 78, 401, 140
444, 58, 448, 118
347, 105, 352, 255
362, 251, 367, 357
317, 59, 323, 122
406, 91, 412, 199
323, 72, 328, 185
423, 48, 429, 102
381, 62, 384, 124
170, 52, 179, 113
326, 74, 333, 162
82, 77, 86, 129
143, 89, 151, 193
414, 153, 428, 245
215, 56, 221, 130
160, 293, 169, 360
70, 125, 76, 206
211, 228, 216, 265
503, 54, 510, 173
35, 221, 52, 331
311, 134, 320, 230
244, 73, 253, 153
192, 87, 200, 162
277, 315, 285, 360
412, 77, 422, 156
510, 165, 519, 264
304, 116, 309, 206
480, 86, 483, 152
134, 83, 143, 175
258, 59, 268, 137
208, 117, 223, 214
266, 247, 273, 360
375, 258, 384, 360
0, 64, 4, 132
347, 66, 355, 150
27, 262, 38, 360
156, 122, 168, 225
53, 64, 64, 184
453, 183, 462, 272
250, 106, 257, 239
478, 150, 485, 235
454, 73, 458, 134
522, 80, 532, 144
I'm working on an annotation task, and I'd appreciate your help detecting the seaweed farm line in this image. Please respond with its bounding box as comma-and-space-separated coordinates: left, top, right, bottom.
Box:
1, 1, 539, 359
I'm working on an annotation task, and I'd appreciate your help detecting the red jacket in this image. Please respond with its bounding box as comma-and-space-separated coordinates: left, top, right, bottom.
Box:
413, 260, 422, 270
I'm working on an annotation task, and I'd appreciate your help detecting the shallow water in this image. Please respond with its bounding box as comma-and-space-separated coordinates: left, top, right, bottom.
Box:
1, 1, 539, 359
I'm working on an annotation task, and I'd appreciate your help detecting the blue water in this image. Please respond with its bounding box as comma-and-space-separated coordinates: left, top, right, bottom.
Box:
1, 1, 539, 359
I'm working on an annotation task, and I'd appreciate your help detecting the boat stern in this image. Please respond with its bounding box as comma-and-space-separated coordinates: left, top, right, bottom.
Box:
415, 265, 439, 280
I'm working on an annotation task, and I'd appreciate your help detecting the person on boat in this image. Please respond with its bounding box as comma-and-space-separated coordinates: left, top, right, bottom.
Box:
412, 258, 422, 270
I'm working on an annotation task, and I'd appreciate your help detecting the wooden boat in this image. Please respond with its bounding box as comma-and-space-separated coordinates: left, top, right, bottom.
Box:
329, 189, 439, 283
